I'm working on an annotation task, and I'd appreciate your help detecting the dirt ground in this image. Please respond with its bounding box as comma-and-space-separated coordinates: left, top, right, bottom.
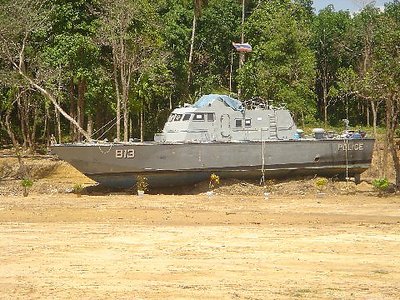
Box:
1, 193, 400, 299
1, 154, 400, 299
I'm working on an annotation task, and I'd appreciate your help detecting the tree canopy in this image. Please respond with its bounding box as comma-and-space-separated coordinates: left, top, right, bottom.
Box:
1, 0, 400, 149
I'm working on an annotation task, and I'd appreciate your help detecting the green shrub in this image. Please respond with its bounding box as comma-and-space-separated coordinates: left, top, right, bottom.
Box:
72, 183, 84, 196
136, 175, 149, 192
315, 177, 328, 190
209, 173, 220, 190
21, 178, 33, 188
21, 178, 33, 197
372, 178, 390, 193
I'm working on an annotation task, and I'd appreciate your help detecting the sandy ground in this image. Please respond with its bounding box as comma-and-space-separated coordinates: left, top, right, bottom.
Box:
1, 152, 400, 299
1, 192, 400, 299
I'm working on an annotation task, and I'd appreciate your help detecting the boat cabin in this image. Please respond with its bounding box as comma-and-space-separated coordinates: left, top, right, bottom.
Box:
154, 94, 297, 143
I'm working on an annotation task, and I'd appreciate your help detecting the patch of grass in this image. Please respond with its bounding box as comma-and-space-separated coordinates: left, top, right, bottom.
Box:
372, 178, 390, 196
21, 178, 33, 197
315, 177, 328, 191
209, 173, 220, 190
136, 175, 149, 193
292, 288, 312, 298
72, 183, 84, 197
372, 269, 389, 275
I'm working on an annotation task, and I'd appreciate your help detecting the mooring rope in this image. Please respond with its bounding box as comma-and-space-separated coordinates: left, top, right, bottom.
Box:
98, 143, 114, 155
92, 116, 117, 138
98, 143, 114, 154
345, 138, 349, 181
97, 116, 124, 140
97, 122, 118, 141
260, 128, 266, 185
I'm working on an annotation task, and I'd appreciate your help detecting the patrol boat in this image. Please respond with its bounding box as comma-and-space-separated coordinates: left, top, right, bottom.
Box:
51, 94, 374, 188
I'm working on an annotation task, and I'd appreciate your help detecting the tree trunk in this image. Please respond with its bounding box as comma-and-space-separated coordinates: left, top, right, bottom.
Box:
0, 101, 28, 180
386, 95, 400, 189
371, 100, 378, 137
118, 32, 130, 142
18, 70, 92, 142
390, 136, 400, 189
30, 104, 38, 152
23, 95, 34, 150
114, 68, 121, 142
41, 104, 48, 141
123, 99, 129, 142
25, 97, 34, 150
4, 109, 19, 149
187, 12, 196, 86
112, 41, 122, 142
129, 117, 133, 140
69, 78, 77, 141
322, 75, 328, 127
77, 79, 86, 142
140, 105, 144, 142
42, 105, 50, 146
17, 95, 28, 148
383, 134, 389, 178
87, 114, 93, 138
370, 100, 382, 177
18, 63, 29, 148
55, 105, 61, 144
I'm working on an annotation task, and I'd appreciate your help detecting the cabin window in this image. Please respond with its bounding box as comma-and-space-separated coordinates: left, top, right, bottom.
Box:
174, 114, 183, 121
194, 113, 205, 121
245, 118, 252, 127
168, 114, 175, 122
235, 119, 242, 127
207, 113, 215, 122
183, 113, 192, 121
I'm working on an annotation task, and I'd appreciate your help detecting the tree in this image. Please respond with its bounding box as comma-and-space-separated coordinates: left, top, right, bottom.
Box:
132, 66, 173, 141
238, 0, 316, 124
187, 0, 208, 90
373, 1, 400, 188
42, 0, 103, 142
193, 0, 242, 95
351, 5, 382, 127
99, 0, 165, 142
312, 6, 352, 126
158, 0, 192, 106
0, 0, 92, 143
296, 0, 314, 19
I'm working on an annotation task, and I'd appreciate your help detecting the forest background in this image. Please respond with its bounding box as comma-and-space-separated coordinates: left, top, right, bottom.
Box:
1, 0, 400, 184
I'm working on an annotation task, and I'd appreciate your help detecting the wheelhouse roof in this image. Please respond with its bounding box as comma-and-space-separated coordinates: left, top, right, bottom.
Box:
192, 94, 244, 112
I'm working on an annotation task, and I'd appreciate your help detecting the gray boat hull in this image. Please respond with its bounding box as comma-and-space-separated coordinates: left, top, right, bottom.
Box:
51, 139, 374, 188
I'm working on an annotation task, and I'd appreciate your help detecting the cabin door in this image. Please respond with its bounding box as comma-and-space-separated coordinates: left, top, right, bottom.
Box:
220, 114, 231, 138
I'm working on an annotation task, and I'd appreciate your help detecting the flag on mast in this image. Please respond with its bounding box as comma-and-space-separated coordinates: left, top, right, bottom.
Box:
232, 42, 252, 53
